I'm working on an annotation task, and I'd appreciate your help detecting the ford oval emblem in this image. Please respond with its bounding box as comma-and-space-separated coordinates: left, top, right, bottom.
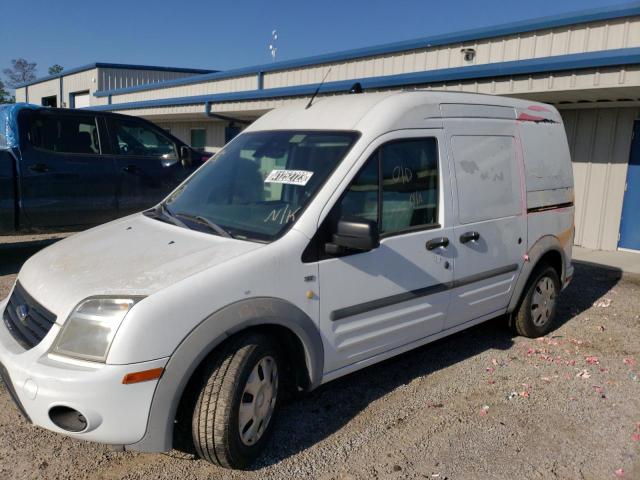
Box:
15, 304, 29, 324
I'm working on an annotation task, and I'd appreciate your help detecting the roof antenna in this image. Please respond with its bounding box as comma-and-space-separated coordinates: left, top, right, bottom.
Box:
306, 68, 332, 109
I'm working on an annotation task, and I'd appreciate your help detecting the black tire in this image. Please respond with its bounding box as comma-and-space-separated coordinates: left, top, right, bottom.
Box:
192, 333, 281, 469
513, 264, 561, 338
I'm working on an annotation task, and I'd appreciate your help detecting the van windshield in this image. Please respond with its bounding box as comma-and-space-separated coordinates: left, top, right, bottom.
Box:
162, 130, 359, 242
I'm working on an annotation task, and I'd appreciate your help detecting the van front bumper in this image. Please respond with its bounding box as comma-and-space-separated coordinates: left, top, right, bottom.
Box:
0, 297, 168, 446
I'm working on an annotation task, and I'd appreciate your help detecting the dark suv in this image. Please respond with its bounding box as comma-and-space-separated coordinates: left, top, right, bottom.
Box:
0, 104, 210, 234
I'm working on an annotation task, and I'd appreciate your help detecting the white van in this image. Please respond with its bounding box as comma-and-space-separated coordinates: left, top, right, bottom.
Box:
0, 91, 574, 469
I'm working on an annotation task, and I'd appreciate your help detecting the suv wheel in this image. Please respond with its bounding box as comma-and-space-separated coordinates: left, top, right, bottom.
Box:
513, 264, 560, 338
192, 333, 281, 469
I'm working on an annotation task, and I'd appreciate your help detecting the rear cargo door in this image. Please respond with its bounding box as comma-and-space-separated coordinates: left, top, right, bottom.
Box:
444, 118, 526, 329
18, 110, 118, 228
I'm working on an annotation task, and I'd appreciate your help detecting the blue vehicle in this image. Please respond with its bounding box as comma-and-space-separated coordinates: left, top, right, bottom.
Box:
0, 104, 209, 234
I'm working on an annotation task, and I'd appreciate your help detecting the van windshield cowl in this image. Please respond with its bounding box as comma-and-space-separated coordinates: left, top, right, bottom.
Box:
160, 130, 359, 242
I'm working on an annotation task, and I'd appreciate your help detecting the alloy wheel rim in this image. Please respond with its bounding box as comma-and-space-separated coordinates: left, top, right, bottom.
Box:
531, 276, 557, 327
238, 355, 278, 446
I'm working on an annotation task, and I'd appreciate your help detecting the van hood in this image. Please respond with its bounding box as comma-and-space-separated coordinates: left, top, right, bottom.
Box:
17, 214, 263, 317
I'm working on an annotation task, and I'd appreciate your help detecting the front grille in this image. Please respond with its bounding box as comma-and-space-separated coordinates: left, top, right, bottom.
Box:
3, 282, 56, 350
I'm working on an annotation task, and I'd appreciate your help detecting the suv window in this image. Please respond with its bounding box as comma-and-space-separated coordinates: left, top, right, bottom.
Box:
28, 113, 101, 155
112, 119, 177, 159
334, 137, 439, 235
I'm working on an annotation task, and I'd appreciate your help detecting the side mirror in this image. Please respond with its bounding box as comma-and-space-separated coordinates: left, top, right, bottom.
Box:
325, 218, 379, 255
179, 145, 193, 167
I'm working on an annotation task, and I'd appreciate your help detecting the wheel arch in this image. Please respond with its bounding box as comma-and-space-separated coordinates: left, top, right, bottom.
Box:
507, 235, 567, 314
125, 297, 324, 453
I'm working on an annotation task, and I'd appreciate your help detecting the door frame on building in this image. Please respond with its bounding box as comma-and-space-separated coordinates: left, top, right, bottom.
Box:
618, 120, 640, 253
70, 90, 91, 109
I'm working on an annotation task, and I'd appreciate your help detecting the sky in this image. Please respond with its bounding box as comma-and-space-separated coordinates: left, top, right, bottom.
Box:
0, 0, 632, 84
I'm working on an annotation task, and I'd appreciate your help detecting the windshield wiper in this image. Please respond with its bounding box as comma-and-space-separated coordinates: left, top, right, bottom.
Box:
143, 203, 187, 228
174, 212, 233, 238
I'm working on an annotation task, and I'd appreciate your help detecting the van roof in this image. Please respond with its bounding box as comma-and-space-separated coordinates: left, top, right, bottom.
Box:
245, 90, 561, 134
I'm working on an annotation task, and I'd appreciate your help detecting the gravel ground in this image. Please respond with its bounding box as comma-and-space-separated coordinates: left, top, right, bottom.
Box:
0, 237, 638, 480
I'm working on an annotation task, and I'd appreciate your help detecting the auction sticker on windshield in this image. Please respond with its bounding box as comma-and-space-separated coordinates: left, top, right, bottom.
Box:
265, 170, 314, 186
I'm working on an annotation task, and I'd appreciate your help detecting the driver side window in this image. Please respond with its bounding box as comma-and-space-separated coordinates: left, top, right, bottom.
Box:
112, 119, 177, 159
334, 137, 439, 236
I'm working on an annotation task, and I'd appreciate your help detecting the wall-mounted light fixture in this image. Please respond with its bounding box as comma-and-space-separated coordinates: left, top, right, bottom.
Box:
461, 47, 476, 62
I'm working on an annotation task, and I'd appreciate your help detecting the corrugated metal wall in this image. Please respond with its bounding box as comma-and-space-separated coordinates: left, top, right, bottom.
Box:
14, 89, 26, 102
264, 17, 640, 89
24, 80, 59, 104
63, 69, 98, 106
107, 15, 640, 106
98, 69, 205, 92
155, 120, 227, 150
561, 107, 638, 250
113, 75, 258, 103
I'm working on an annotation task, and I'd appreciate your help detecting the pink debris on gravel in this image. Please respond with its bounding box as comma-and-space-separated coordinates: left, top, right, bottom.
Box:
585, 356, 599, 365
614, 468, 624, 477
623, 358, 636, 367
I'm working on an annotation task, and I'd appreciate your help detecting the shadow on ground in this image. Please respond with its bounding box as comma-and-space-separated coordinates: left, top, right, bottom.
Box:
0, 239, 62, 276
170, 261, 622, 468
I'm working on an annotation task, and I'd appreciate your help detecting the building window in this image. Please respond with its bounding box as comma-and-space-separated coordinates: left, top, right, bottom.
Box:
190, 128, 206, 151
41, 95, 57, 107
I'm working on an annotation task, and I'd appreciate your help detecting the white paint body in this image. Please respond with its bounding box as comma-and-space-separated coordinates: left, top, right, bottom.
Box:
0, 91, 574, 448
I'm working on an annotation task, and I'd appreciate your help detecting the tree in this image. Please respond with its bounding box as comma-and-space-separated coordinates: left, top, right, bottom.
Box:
3, 58, 37, 88
48, 64, 64, 75
0, 80, 14, 104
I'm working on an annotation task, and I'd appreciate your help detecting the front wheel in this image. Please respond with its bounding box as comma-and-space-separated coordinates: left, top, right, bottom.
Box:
192, 333, 281, 469
513, 264, 560, 338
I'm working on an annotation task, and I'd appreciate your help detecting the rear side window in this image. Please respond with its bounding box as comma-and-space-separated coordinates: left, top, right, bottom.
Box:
112, 119, 177, 159
451, 135, 521, 224
27, 113, 101, 154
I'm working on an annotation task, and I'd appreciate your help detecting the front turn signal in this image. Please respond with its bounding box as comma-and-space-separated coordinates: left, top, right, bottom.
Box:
122, 367, 164, 384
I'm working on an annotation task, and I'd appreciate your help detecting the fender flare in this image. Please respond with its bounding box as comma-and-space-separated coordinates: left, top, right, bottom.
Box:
507, 235, 567, 313
126, 297, 323, 453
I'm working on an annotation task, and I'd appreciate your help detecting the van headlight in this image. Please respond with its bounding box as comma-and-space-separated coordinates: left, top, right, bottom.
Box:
51, 298, 138, 362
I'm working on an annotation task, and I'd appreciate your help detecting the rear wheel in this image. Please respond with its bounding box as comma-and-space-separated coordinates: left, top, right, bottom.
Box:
191, 333, 281, 469
513, 264, 560, 338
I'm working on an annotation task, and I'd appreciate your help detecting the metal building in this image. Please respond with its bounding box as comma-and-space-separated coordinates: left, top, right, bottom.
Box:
14, 3, 640, 252
14, 63, 216, 108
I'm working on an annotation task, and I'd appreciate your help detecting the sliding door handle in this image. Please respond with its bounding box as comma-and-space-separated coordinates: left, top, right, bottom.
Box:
460, 231, 480, 244
426, 237, 450, 250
